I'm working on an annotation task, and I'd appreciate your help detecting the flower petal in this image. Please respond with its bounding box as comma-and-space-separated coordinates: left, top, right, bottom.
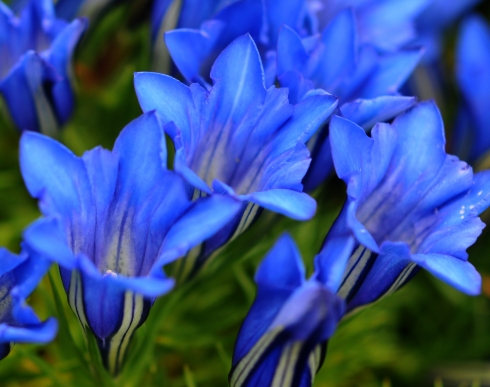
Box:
0, 51, 59, 134
243, 189, 316, 221
341, 96, 417, 130
158, 195, 243, 266
411, 253, 481, 295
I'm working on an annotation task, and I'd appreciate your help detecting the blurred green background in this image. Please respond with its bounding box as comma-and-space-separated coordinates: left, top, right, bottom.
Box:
1, 1, 490, 386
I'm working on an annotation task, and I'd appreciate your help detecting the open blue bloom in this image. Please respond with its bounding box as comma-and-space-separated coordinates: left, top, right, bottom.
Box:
0, 247, 57, 360
135, 34, 338, 278
315, 101, 490, 314
0, 0, 87, 134
158, 0, 428, 86
414, 0, 481, 64
276, 9, 421, 190
230, 234, 344, 387
454, 15, 490, 164
151, 0, 238, 42
162, 0, 315, 86
55, 0, 114, 21
20, 112, 242, 374
311, 0, 429, 52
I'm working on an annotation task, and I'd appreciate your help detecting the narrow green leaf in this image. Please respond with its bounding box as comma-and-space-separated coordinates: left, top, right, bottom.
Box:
183, 365, 197, 387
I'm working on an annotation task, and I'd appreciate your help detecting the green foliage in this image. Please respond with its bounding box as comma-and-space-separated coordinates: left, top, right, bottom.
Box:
1, 2, 490, 387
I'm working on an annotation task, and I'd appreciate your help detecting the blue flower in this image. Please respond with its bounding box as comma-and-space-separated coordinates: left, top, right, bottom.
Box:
135, 35, 337, 278
161, 0, 314, 86
454, 15, 490, 164
316, 101, 490, 314
0, 0, 87, 134
0, 247, 57, 360
159, 0, 428, 87
151, 0, 237, 42
20, 112, 242, 374
276, 9, 421, 190
230, 234, 344, 387
312, 0, 429, 52
414, 0, 481, 64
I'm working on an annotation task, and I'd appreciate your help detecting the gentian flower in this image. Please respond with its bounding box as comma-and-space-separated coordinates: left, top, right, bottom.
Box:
454, 15, 490, 164
159, 0, 428, 86
135, 34, 338, 278
230, 234, 344, 387
311, 0, 429, 52
0, 247, 57, 360
151, 0, 238, 42
315, 101, 490, 314
414, 0, 481, 64
161, 0, 315, 86
0, 0, 87, 134
276, 9, 421, 190
20, 112, 242, 374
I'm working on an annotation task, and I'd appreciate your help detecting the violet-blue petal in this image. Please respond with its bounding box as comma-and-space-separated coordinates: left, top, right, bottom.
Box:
276, 25, 310, 77
164, 22, 223, 86
313, 206, 357, 293
230, 235, 344, 386
42, 18, 87, 124
134, 72, 193, 140
341, 96, 417, 130
264, 0, 311, 47
345, 241, 413, 313
411, 254, 481, 295
20, 130, 92, 221
356, 0, 429, 51
307, 9, 357, 95
357, 49, 423, 99
158, 195, 243, 265
234, 234, 305, 362
415, 0, 481, 62
455, 15, 490, 162
329, 114, 372, 186
22, 218, 77, 269
209, 34, 266, 118
0, 51, 59, 134
0, 248, 57, 359
0, 319, 57, 344
242, 190, 316, 221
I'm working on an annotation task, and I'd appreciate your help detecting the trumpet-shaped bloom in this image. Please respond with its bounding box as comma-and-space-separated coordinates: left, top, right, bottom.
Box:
276, 10, 421, 190
20, 112, 242, 374
230, 234, 344, 387
454, 15, 490, 163
0, 248, 57, 360
316, 101, 490, 314
0, 0, 87, 134
135, 35, 337, 277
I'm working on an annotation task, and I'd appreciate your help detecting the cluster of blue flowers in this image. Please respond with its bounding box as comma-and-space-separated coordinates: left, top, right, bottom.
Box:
1, 0, 489, 385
